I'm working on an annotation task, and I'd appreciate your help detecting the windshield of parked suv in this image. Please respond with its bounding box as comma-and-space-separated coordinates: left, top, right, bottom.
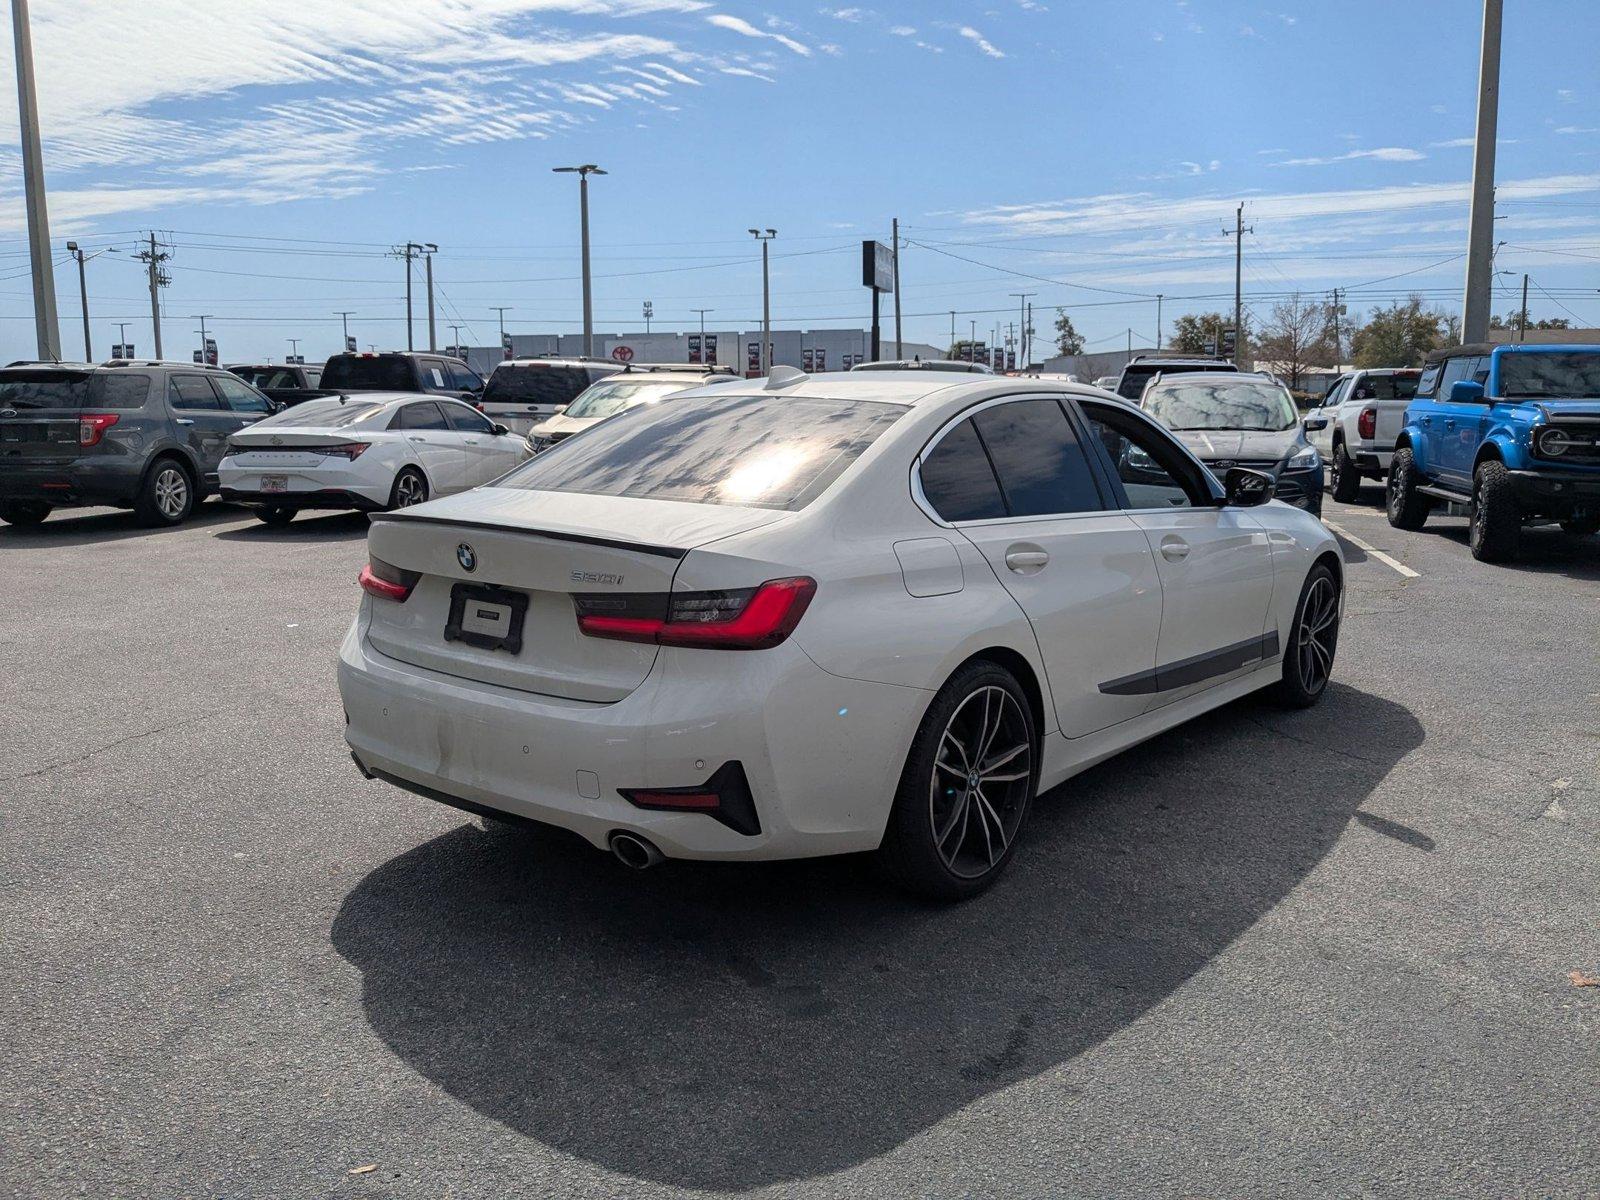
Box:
1144, 379, 1300, 432
319, 356, 415, 391
500, 393, 904, 510
1498, 351, 1600, 400
565, 380, 695, 419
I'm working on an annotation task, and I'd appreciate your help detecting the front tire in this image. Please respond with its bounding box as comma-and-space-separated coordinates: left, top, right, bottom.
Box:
388, 467, 429, 510
1329, 442, 1362, 503
1275, 562, 1340, 708
0, 500, 52, 527
878, 661, 1038, 901
134, 458, 194, 527
1469, 460, 1520, 563
256, 505, 295, 528
1385, 447, 1430, 531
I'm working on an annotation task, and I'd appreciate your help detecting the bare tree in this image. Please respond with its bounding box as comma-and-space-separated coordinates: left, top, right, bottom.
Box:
1254, 293, 1334, 391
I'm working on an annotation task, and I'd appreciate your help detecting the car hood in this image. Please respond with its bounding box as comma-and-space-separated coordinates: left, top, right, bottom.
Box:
1172, 428, 1302, 463
1533, 401, 1600, 420
530, 413, 597, 438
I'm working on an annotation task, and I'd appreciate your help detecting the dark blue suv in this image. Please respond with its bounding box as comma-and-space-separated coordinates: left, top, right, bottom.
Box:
1386, 342, 1600, 562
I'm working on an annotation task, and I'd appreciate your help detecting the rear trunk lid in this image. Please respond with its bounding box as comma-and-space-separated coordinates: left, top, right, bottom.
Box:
363, 488, 790, 702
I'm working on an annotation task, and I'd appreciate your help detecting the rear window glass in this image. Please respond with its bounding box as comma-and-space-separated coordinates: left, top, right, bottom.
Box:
1353, 374, 1420, 401
499, 393, 903, 511
566, 380, 695, 419
1118, 362, 1233, 400
0, 371, 91, 409
320, 355, 415, 391
255, 399, 384, 429
232, 367, 301, 390
482, 365, 592, 406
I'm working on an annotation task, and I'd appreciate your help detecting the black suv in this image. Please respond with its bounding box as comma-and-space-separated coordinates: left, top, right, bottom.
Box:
0, 360, 273, 527
1115, 354, 1239, 401
318, 351, 484, 401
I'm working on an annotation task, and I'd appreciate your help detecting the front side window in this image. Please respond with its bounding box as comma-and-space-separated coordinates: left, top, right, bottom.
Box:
442, 402, 494, 433
215, 376, 270, 414
970, 400, 1104, 517
918, 420, 1008, 522
169, 375, 223, 410
1438, 355, 1479, 396
1142, 378, 1299, 432
499, 393, 903, 511
448, 362, 482, 392
1081, 401, 1208, 510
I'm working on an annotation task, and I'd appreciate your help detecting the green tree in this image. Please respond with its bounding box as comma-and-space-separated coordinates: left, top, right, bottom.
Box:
1053, 309, 1085, 356
1350, 296, 1447, 368
1168, 311, 1239, 355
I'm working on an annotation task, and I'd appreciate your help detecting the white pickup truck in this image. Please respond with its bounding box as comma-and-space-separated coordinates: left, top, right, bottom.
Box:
1306, 368, 1422, 502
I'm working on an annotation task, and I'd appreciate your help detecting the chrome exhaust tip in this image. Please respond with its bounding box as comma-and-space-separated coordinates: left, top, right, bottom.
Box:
608, 831, 664, 870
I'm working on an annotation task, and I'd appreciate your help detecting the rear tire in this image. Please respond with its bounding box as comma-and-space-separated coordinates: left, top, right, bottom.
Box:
1274, 563, 1340, 708
1469, 460, 1520, 563
134, 457, 194, 527
0, 501, 52, 527
1329, 442, 1362, 503
1385, 447, 1430, 531
878, 660, 1038, 902
1560, 515, 1599, 537
388, 467, 429, 510
256, 505, 295, 528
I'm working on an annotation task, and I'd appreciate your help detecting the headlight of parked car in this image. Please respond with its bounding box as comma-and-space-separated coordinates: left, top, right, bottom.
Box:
1537, 426, 1575, 457
1287, 446, 1321, 470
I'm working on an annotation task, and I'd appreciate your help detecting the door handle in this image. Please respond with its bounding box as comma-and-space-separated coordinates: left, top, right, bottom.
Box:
1443, 419, 1456, 430
175, 418, 195, 426
412, 436, 429, 442
1004, 548, 1049, 572
1421, 416, 1432, 425
464, 438, 480, 445
1159, 536, 1190, 562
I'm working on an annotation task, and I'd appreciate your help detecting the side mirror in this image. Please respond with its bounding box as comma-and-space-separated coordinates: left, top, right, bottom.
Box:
1303, 415, 1329, 432
492, 423, 510, 436
1449, 380, 1486, 404
1222, 466, 1275, 508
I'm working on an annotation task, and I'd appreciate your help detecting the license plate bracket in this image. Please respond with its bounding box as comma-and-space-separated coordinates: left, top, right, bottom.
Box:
260, 474, 288, 493
444, 582, 528, 655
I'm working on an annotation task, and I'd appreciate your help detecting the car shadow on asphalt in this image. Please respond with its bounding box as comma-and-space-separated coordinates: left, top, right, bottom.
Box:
210, 510, 372, 543
330, 682, 1422, 1191
0, 501, 249, 547
1433, 524, 1600, 581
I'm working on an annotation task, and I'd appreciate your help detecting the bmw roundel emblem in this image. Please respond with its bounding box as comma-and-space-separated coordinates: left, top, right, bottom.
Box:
456, 543, 477, 572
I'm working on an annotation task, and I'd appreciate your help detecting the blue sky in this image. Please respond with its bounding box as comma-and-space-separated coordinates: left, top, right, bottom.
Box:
1, 0, 1597, 363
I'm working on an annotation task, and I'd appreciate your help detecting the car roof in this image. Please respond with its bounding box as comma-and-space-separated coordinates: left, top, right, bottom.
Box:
1126, 356, 1236, 367
496, 357, 620, 368
680, 369, 1123, 411
1147, 370, 1275, 384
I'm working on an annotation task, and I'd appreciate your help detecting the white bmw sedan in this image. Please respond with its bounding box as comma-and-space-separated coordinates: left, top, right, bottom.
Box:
219, 394, 527, 526
338, 370, 1343, 898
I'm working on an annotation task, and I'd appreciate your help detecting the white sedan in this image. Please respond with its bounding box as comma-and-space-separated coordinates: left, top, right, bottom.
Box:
339, 370, 1343, 898
219, 394, 528, 526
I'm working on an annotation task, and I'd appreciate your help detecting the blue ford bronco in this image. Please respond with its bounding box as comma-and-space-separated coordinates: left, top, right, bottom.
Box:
1386, 342, 1600, 562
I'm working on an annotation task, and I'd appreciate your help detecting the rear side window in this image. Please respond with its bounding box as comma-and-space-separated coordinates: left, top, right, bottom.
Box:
392, 401, 449, 430
482, 365, 592, 406
0, 371, 91, 409
419, 359, 449, 389
919, 420, 1008, 522
971, 400, 1104, 517
320, 355, 416, 391
1416, 362, 1443, 397
500, 393, 903, 511
169, 375, 223, 410
88, 373, 152, 409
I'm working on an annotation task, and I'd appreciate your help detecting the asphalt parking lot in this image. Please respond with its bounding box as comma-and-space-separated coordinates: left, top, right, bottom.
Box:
3, 487, 1597, 1198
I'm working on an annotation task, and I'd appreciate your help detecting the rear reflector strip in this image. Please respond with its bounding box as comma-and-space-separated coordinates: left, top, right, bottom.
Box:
619, 762, 761, 835
359, 560, 418, 602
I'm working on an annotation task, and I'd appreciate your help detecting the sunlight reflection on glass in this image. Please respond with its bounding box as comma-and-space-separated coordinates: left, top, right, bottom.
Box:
720, 447, 805, 503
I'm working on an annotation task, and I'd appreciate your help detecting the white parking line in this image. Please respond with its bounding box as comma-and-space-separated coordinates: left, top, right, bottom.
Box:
1322, 518, 1421, 579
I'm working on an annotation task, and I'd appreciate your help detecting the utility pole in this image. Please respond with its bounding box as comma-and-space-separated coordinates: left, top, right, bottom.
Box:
1462, 0, 1503, 344
490, 306, 513, 357
1155, 293, 1164, 351
139, 233, 170, 359
423, 244, 439, 352
448, 324, 463, 353
1127, 328, 1133, 364
394, 242, 424, 351
66, 242, 91, 361
287, 337, 300, 362
1329, 288, 1343, 363
642, 300, 653, 334
1518, 273, 1529, 342
1010, 293, 1034, 366
10, 0, 60, 360
335, 311, 355, 352
1026, 302, 1034, 366
750, 228, 776, 373
1226, 203, 1253, 367
891, 217, 902, 359
554, 165, 606, 357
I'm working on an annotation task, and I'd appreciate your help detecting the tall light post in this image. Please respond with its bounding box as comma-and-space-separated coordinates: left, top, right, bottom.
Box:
10, 0, 60, 360
490, 306, 513, 358
554, 165, 606, 357
749, 228, 776, 374
114, 322, 131, 358
65, 242, 116, 361
192, 314, 214, 363
423, 243, 439, 351
1462, 0, 1503, 344
448, 324, 464, 353
335, 311, 355, 352
1010, 292, 1035, 366
287, 337, 300, 362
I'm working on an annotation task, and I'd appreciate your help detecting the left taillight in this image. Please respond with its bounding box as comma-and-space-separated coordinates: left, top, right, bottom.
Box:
79, 413, 119, 446
1357, 407, 1377, 440
359, 556, 420, 602
575, 576, 816, 650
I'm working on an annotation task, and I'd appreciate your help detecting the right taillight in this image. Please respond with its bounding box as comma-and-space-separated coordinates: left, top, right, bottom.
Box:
1357, 407, 1377, 439
312, 442, 370, 460
575, 577, 816, 650
79, 413, 119, 446
359, 556, 420, 602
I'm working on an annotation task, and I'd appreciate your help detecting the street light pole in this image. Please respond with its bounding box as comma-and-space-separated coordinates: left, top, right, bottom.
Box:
554, 165, 607, 357
749, 229, 776, 374
10, 0, 60, 360
66, 242, 91, 361
1462, 0, 1503, 344
423, 244, 439, 352
448, 324, 464, 353
287, 337, 300, 362
114, 323, 131, 358
192, 314, 214, 362
490, 306, 513, 357
335, 311, 355, 351
1010, 293, 1034, 366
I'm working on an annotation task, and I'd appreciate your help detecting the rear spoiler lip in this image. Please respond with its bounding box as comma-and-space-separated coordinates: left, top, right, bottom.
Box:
368, 512, 689, 559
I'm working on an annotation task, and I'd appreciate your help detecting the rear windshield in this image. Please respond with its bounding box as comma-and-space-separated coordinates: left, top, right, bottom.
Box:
320, 356, 415, 391
232, 366, 303, 390
255, 398, 385, 429
499, 393, 904, 511
1354, 374, 1419, 401
0, 371, 150, 410
482, 364, 594, 406
1118, 362, 1233, 400
565, 380, 695, 419
1498, 351, 1600, 400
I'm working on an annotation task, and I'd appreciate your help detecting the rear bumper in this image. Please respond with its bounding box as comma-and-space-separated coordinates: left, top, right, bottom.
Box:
337, 609, 931, 861
0, 460, 141, 507
219, 461, 391, 509
219, 486, 385, 512
1351, 449, 1389, 473
1507, 468, 1600, 510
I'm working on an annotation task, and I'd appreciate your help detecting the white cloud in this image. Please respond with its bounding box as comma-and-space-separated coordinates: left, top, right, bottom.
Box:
958, 26, 1006, 58
705, 12, 812, 54
1275, 146, 1427, 167
1555, 126, 1600, 135
819, 7, 868, 21
888, 24, 915, 35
